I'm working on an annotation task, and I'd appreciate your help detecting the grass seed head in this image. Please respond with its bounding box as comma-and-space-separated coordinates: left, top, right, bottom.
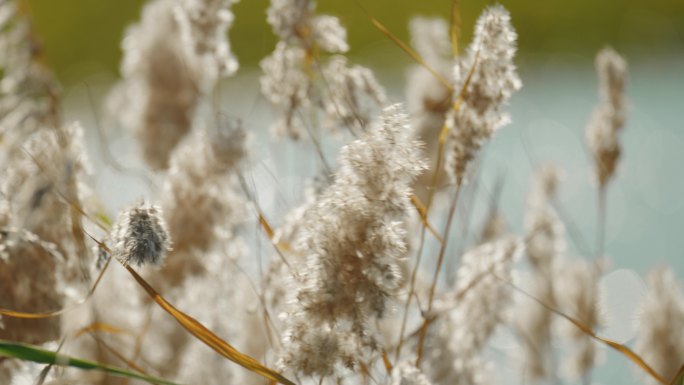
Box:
113, 201, 171, 267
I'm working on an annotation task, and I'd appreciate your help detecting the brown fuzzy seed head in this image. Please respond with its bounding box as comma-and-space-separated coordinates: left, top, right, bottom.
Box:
585, 47, 628, 187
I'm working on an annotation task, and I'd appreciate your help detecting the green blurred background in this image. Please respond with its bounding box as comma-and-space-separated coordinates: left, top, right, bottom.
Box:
23, 0, 684, 84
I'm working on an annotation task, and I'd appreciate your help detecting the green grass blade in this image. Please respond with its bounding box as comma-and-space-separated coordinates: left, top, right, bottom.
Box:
0, 340, 182, 385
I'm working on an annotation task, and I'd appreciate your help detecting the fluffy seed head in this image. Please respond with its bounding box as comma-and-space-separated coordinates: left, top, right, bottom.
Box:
423, 237, 521, 385
158, 124, 248, 286
266, 0, 312, 41
409, 17, 452, 65
280, 104, 425, 377
556, 259, 602, 379
586, 47, 628, 187
451, 237, 521, 354
310, 15, 349, 53
392, 361, 433, 385
525, 165, 565, 273
259, 42, 310, 139
517, 165, 565, 380
321, 55, 387, 132
635, 268, 684, 384
175, 0, 239, 80
113, 202, 171, 266
109, 0, 238, 169
445, 4, 521, 183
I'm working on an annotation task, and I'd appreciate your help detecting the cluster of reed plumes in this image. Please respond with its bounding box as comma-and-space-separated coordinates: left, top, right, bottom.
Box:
0, 0, 682, 384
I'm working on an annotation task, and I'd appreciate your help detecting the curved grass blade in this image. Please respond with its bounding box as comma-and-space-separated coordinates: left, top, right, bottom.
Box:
88, 332, 151, 376
122, 262, 297, 385
36, 321, 133, 385
504, 278, 668, 385
410, 194, 444, 243
353, 0, 453, 92
670, 361, 684, 385
0, 340, 181, 385
73, 322, 133, 338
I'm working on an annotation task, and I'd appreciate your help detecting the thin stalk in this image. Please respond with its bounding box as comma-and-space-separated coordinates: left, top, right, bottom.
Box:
596, 185, 607, 259
394, 39, 478, 363
588, 184, 607, 385
394, 125, 449, 361
415, 179, 463, 365
501, 275, 667, 385
580, 185, 606, 385
394, 216, 428, 361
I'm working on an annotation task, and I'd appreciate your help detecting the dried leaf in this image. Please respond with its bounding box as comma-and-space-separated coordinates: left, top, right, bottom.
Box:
122, 262, 297, 385
354, 0, 453, 92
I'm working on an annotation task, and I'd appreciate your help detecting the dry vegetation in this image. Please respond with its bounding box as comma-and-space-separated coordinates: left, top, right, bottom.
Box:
0, 0, 683, 384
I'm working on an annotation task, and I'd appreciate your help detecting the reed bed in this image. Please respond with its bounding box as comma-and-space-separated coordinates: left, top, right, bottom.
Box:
0, 0, 682, 384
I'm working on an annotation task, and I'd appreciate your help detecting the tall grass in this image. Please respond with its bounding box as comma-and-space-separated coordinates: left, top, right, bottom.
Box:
0, 0, 682, 384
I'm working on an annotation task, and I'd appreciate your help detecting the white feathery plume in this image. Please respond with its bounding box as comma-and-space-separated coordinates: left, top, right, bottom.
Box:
556, 258, 602, 380
445, 5, 521, 183
310, 15, 349, 53
175, 0, 239, 81
452, 238, 521, 352
266, 0, 312, 42
392, 361, 434, 385
259, 42, 311, 139
525, 166, 565, 273
159, 122, 248, 287
516, 165, 565, 380
321, 55, 387, 132
261, 0, 385, 138
108, 0, 238, 169
423, 238, 521, 385
280, 104, 425, 377
635, 268, 684, 385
